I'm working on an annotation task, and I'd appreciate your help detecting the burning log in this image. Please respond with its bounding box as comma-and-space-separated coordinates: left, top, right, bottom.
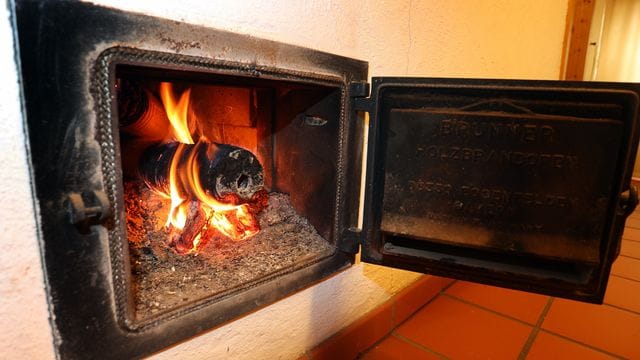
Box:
119, 80, 268, 254
168, 190, 268, 254
169, 200, 208, 254
145, 141, 268, 254
139, 141, 264, 202
118, 80, 264, 202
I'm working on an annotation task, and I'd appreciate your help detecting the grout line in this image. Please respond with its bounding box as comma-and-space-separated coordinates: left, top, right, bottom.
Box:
610, 273, 640, 283
392, 280, 457, 328
612, 256, 640, 281
392, 279, 457, 328
356, 334, 387, 359
618, 254, 640, 261
391, 299, 396, 327
362, 298, 395, 358
359, 281, 457, 358
517, 297, 554, 360
392, 332, 450, 360
602, 302, 640, 316
538, 329, 625, 359
310, 296, 395, 360
357, 314, 395, 360
441, 279, 457, 292
618, 253, 640, 261
609, 273, 640, 282
441, 293, 536, 327
610, 273, 640, 284
357, 279, 456, 359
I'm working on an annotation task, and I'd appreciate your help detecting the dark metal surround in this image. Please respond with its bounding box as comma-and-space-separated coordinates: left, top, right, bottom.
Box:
14, 1, 367, 358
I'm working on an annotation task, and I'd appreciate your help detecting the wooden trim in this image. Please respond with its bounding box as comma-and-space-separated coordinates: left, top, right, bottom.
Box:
561, 0, 597, 80
559, 0, 577, 79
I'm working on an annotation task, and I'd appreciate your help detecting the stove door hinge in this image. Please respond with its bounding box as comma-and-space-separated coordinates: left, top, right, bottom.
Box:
340, 227, 363, 254
349, 81, 373, 113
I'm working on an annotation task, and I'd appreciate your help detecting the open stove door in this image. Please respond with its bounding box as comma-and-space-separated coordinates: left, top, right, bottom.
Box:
355, 78, 640, 303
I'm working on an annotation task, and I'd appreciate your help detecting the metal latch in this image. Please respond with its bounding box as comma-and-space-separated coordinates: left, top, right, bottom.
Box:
65, 190, 111, 233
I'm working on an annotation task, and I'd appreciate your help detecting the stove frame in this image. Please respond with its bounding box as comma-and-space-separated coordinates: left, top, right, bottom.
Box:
15, 2, 365, 358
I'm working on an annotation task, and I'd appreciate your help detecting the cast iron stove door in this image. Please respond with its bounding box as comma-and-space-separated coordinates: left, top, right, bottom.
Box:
355, 78, 640, 303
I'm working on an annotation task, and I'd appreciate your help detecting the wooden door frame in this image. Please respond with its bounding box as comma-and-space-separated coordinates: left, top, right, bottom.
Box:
560, 0, 597, 80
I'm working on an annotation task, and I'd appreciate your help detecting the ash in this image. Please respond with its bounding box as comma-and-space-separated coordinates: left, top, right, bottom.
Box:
125, 182, 334, 321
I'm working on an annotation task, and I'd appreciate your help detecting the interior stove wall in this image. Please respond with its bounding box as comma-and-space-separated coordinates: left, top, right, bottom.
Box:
0, 0, 569, 358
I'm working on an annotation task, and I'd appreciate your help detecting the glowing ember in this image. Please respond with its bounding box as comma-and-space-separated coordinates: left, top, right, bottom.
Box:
154, 82, 265, 254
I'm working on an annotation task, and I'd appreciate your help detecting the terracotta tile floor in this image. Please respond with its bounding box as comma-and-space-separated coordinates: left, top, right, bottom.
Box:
360, 212, 640, 359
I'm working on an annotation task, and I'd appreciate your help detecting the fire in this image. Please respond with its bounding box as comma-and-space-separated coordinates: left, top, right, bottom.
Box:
156, 82, 264, 254
159, 82, 194, 144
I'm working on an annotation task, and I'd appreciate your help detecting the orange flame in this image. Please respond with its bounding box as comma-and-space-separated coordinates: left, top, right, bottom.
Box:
160, 82, 194, 144
157, 82, 262, 253
186, 141, 260, 241
165, 143, 188, 229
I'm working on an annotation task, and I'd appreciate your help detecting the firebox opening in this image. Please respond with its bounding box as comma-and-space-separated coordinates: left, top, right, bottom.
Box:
115, 65, 341, 322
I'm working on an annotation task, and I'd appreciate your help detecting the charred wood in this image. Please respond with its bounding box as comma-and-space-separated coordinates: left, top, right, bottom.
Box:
169, 201, 208, 254
139, 141, 264, 202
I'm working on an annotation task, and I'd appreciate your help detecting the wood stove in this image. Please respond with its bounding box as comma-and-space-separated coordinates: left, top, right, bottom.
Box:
116, 64, 345, 322
14, 1, 640, 359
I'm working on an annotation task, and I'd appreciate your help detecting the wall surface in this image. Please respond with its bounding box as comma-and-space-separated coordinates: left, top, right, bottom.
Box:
0, 2, 56, 359
591, 0, 640, 179
595, 0, 640, 82
0, 0, 568, 359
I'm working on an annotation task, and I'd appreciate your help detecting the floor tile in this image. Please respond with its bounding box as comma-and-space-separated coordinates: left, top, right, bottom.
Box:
621, 240, 640, 259
526, 331, 616, 359
623, 227, 640, 241
604, 275, 640, 313
361, 335, 440, 360
311, 301, 393, 360
393, 276, 454, 326
611, 256, 640, 281
631, 208, 640, 217
396, 296, 531, 359
446, 281, 549, 324
542, 299, 640, 358
624, 216, 640, 230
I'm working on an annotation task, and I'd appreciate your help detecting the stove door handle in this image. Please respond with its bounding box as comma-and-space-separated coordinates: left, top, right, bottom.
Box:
65, 190, 111, 234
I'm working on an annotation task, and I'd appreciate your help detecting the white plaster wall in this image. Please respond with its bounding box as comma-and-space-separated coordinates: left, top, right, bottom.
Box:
0, 0, 568, 359
0, 1, 57, 359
